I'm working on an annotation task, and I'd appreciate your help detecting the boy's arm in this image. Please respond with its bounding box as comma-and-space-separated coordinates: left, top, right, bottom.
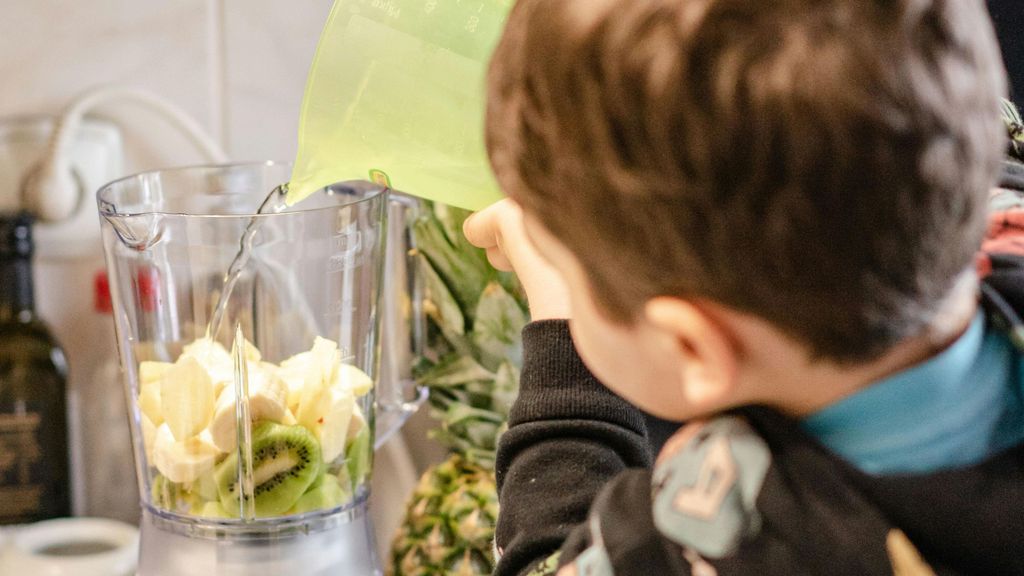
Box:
493, 320, 654, 576
463, 200, 682, 574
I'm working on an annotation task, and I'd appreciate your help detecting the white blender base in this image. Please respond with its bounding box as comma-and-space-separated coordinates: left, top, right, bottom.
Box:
137, 500, 381, 576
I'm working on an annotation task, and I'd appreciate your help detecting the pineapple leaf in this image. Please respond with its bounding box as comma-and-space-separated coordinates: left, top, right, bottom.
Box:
419, 253, 472, 353
414, 215, 491, 315
434, 403, 506, 457
418, 354, 495, 388
442, 403, 505, 428
432, 204, 495, 284
496, 270, 529, 311
472, 282, 529, 372
491, 362, 520, 419
432, 204, 469, 249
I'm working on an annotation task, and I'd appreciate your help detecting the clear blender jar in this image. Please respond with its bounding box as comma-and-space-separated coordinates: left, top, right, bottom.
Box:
97, 163, 423, 576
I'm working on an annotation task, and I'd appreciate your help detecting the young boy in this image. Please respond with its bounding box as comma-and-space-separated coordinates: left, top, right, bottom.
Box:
464, 0, 1024, 574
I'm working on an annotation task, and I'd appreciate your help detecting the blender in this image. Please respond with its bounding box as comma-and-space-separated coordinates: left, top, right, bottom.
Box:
97, 162, 425, 576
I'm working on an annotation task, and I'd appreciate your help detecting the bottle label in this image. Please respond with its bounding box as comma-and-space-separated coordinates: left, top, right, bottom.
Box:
0, 413, 44, 518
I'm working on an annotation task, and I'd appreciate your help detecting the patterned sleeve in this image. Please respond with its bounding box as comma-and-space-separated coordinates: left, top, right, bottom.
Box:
541, 416, 774, 576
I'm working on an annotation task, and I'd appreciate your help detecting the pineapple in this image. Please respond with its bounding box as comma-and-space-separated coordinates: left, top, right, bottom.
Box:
389, 203, 529, 575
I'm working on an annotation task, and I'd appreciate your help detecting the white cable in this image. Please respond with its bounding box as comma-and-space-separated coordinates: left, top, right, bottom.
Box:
23, 85, 229, 222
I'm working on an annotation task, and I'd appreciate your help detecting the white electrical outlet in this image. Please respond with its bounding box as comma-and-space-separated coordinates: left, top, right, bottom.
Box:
0, 116, 124, 259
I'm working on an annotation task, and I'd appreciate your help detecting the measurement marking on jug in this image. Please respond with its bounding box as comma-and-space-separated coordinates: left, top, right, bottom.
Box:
371, 0, 401, 18
333, 231, 363, 252
328, 255, 351, 272
328, 231, 365, 272
327, 299, 356, 317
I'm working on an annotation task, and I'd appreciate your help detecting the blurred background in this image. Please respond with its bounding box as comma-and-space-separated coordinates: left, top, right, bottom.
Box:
0, 0, 1019, 564
987, 0, 1022, 98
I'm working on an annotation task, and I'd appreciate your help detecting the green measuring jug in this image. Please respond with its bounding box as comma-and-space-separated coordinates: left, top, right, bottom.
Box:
286, 0, 512, 211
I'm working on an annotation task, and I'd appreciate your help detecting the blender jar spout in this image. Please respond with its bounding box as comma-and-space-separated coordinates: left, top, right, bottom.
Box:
103, 211, 166, 252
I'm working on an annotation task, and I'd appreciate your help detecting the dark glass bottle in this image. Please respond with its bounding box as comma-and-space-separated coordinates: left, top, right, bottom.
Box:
0, 213, 70, 523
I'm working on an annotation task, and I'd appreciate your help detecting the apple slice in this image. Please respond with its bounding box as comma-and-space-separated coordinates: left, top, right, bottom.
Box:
141, 413, 157, 462
318, 387, 356, 463
278, 350, 316, 412
139, 382, 163, 426
278, 337, 344, 410
334, 364, 374, 397
295, 373, 331, 432
182, 338, 233, 392
140, 361, 172, 387
348, 403, 367, 440
161, 356, 215, 441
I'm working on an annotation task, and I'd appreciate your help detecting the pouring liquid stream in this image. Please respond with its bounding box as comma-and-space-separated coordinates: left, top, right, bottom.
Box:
208, 186, 288, 522
205, 184, 290, 342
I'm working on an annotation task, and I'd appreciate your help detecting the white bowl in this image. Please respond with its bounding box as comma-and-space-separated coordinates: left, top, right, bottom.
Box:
2, 518, 138, 576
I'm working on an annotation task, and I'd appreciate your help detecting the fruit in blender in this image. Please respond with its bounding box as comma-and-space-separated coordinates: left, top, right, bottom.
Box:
289, 475, 347, 515
141, 335, 375, 518
208, 364, 290, 452
214, 421, 321, 517
160, 356, 215, 441
151, 425, 219, 484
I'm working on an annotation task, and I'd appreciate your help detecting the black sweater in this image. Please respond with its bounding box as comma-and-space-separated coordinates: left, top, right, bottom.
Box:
494, 165, 1024, 576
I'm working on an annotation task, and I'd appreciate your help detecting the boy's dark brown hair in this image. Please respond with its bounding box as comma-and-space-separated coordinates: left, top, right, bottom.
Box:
486, 0, 1007, 362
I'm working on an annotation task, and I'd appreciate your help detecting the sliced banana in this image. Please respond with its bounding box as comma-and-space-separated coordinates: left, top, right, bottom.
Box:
208, 363, 291, 453
152, 424, 219, 484
247, 367, 289, 423
161, 356, 215, 441
208, 390, 239, 453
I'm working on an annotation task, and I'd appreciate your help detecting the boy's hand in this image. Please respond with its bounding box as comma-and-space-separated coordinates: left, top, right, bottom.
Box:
464, 199, 572, 320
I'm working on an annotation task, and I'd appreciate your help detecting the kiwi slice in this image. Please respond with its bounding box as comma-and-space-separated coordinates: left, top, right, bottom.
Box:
215, 422, 322, 517
197, 501, 231, 519
192, 469, 220, 503
346, 426, 372, 489
151, 475, 180, 510
288, 476, 347, 515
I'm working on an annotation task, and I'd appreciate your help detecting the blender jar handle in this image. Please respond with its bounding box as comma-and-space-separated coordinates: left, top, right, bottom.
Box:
374, 190, 429, 450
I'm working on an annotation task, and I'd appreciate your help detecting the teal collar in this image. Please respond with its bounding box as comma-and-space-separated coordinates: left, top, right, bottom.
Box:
802, 312, 1024, 475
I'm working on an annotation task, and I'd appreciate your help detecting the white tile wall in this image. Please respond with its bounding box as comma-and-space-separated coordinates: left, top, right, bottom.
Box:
223, 0, 331, 162
0, 0, 330, 170
0, 0, 218, 171
0, 0, 436, 561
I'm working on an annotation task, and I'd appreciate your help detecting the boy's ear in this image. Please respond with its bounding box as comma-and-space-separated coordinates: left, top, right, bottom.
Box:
644, 297, 738, 410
